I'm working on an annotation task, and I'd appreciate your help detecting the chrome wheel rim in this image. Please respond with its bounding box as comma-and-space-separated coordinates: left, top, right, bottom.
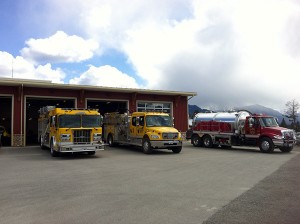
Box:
143, 141, 150, 151
204, 138, 210, 146
261, 141, 270, 151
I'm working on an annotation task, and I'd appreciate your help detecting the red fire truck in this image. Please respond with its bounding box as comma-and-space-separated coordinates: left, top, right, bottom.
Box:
189, 111, 296, 153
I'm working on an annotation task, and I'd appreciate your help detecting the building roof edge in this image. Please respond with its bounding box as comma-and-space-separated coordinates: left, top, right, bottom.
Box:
0, 78, 197, 97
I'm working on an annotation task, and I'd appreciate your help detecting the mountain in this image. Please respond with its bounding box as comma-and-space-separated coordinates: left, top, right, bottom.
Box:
234, 104, 286, 122
188, 105, 212, 117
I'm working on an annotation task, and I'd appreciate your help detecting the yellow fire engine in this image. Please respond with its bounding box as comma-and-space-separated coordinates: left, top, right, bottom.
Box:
38, 106, 104, 157
103, 111, 183, 154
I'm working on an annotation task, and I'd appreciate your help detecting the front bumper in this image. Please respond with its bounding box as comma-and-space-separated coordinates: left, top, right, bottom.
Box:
273, 139, 296, 148
58, 143, 104, 153
150, 140, 182, 148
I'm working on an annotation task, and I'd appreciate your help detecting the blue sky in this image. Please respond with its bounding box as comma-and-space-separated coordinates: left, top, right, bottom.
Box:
0, 0, 300, 112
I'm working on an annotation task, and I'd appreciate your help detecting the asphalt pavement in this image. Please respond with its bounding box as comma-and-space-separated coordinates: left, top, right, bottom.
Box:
0, 143, 299, 224
204, 148, 300, 224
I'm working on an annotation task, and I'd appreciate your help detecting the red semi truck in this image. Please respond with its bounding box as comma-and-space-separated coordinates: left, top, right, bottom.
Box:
189, 111, 296, 153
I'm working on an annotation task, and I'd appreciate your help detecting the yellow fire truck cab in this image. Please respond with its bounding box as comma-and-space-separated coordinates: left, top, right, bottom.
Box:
38, 106, 104, 157
103, 111, 183, 154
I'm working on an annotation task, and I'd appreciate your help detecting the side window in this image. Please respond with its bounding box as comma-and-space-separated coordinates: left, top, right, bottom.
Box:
139, 116, 145, 126
254, 118, 260, 127
132, 117, 136, 126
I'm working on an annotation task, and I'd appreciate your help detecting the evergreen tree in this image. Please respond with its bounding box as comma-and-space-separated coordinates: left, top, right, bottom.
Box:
280, 118, 287, 128
296, 121, 300, 132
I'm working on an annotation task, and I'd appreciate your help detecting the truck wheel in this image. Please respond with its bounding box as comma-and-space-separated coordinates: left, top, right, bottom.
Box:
172, 146, 182, 153
50, 141, 59, 157
203, 135, 213, 148
279, 146, 293, 153
108, 134, 114, 147
259, 137, 274, 153
142, 138, 153, 154
192, 135, 202, 147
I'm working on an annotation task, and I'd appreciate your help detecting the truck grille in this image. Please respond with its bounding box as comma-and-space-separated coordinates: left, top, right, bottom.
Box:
283, 130, 295, 140
162, 132, 178, 139
73, 130, 91, 144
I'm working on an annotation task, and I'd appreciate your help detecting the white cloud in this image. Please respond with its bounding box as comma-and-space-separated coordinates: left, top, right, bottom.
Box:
69, 65, 141, 88
118, 0, 300, 110
77, 0, 192, 49
21, 31, 99, 64
3, 0, 300, 111
34, 64, 66, 83
0, 51, 65, 83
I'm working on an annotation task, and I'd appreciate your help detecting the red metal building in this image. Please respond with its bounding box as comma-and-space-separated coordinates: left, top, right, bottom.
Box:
0, 78, 196, 146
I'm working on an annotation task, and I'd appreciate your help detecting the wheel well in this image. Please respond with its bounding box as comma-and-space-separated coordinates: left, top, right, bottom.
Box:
203, 134, 212, 140
107, 133, 113, 141
259, 136, 273, 143
191, 133, 199, 139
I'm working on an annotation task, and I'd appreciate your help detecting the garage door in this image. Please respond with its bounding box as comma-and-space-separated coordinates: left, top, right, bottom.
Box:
25, 97, 75, 145
0, 96, 12, 146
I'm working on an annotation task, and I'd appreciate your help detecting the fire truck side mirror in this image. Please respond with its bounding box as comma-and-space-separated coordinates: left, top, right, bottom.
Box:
100, 115, 103, 126
51, 116, 56, 127
249, 118, 253, 128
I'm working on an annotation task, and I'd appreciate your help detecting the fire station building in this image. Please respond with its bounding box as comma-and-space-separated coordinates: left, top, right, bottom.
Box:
0, 78, 196, 147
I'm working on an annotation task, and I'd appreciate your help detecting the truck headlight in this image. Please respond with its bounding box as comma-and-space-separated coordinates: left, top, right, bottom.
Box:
150, 135, 159, 139
93, 133, 102, 141
60, 134, 71, 141
274, 135, 283, 140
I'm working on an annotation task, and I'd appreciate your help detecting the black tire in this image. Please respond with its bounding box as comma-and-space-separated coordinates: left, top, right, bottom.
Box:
50, 140, 59, 157
259, 137, 274, 153
172, 146, 182, 153
142, 138, 153, 154
192, 135, 203, 147
108, 134, 114, 147
88, 151, 96, 155
203, 135, 213, 148
279, 146, 293, 153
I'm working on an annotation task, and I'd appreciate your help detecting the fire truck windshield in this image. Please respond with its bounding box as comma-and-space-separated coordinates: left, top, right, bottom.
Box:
82, 115, 102, 127
59, 115, 102, 128
146, 115, 172, 127
59, 115, 81, 128
260, 117, 279, 127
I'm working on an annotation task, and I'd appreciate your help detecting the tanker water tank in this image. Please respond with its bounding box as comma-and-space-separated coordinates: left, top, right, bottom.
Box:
194, 113, 217, 122
194, 112, 237, 122
213, 112, 236, 122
